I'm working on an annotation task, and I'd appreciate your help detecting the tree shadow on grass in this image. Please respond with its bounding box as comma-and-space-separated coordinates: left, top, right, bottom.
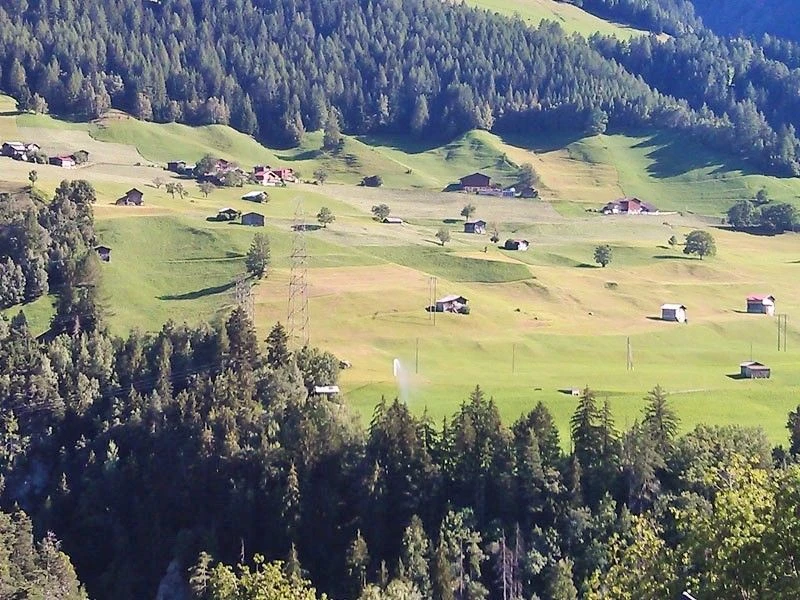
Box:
275, 149, 322, 162
652, 254, 696, 260
710, 225, 781, 237
358, 133, 447, 154
576, 263, 599, 268
498, 130, 587, 153
443, 218, 462, 224
159, 281, 237, 301
630, 130, 757, 179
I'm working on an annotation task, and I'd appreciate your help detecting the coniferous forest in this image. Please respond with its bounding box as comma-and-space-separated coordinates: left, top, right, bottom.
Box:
2, 0, 800, 174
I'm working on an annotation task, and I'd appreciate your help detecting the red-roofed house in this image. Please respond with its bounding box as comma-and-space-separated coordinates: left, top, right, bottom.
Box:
602, 197, 658, 215
272, 167, 296, 182
746, 294, 775, 315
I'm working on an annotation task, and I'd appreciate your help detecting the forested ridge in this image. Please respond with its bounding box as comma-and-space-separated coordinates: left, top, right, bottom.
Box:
2, 0, 800, 174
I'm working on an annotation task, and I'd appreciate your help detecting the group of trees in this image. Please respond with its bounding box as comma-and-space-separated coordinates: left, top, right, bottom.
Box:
0, 181, 96, 309
592, 229, 715, 267
0, 509, 87, 599
727, 198, 798, 233
2, 0, 800, 173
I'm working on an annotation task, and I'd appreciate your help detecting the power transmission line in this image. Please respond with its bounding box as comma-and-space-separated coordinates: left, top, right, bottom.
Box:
288, 198, 309, 347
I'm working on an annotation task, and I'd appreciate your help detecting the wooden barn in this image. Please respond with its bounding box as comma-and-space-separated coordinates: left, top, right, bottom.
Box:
746, 294, 775, 315
740, 361, 770, 379
116, 188, 144, 206
660, 303, 687, 322
459, 172, 492, 192
166, 160, 186, 172
504, 239, 529, 251
242, 212, 265, 227
434, 295, 469, 314
383, 217, 404, 224
49, 155, 76, 168
464, 220, 487, 234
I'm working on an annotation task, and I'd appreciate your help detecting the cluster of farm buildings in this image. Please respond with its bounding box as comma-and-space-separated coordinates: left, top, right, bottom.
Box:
2, 141, 89, 168
166, 159, 297, 187
449, 172, 538, 198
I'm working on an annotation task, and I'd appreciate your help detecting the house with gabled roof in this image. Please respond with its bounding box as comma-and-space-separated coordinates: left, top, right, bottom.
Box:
116, 188, 144, 206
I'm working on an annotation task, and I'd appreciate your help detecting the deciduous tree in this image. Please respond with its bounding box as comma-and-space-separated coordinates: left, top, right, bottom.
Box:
683, 230, 716, 259
594, 244, 612, 267
317, 207, 335, 227
371, 204, 391, 221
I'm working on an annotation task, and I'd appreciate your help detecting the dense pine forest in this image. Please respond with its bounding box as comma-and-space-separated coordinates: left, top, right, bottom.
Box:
2, 0, 800, 174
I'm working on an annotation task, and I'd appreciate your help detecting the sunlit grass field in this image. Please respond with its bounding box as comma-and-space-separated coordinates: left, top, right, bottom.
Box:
3, 95, 800, 445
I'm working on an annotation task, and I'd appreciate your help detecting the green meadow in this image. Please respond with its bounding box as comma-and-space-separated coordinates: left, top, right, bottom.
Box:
2, 95, 800, 444
466, 0, 649, 39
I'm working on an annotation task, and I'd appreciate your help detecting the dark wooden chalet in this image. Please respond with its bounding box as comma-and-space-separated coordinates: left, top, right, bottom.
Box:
459, 172, 492, 192
464, 220, 487, 234
242, 212, 265, 227
116, 188, 144, 206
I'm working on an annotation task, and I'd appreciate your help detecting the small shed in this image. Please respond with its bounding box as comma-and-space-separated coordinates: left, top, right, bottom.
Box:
434, 295, 469, 313
464, 220, 487, 234
504, 239, 529, 251
383, 217, 403, 224
94, 245, 111, 262
241, 190, 266, 202
746, 294, 775, 316
740, 361, 770, 379
166, 160, 186, 172
661, 303, 687, 323
242, 212, 265, 227
49, 155, 76, 168
116, 188, 144, 206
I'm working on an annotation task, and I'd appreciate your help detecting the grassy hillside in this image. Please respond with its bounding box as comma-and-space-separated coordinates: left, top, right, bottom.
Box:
488, 130, 800, 215
3, 97, 800, 445
467, 0, 649, 38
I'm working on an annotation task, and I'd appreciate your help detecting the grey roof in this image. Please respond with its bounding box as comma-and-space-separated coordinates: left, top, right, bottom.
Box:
437, 295, 467, 303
